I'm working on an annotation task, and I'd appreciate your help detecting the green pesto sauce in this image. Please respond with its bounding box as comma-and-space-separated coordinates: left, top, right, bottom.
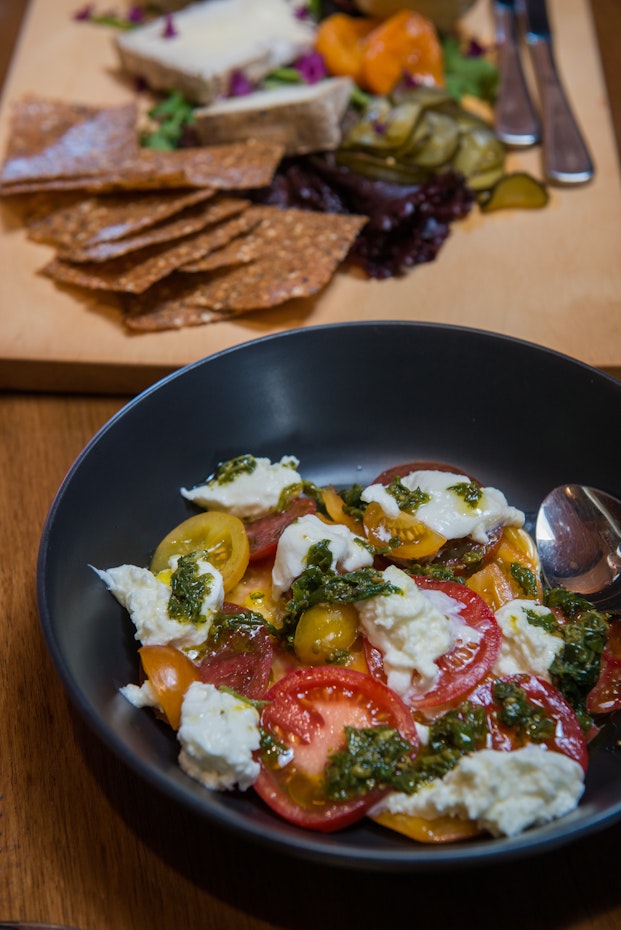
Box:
279, 543, 401, 648
340, 483, 367, 522
387, 477, 430, 514
510, 563, 540, 598
492, 680, 555, 743
214, 454, 257, 485
323, 702, 488, 801
542, 589, 610, 727
168, 551, 213, 624
448, 481, 483, 508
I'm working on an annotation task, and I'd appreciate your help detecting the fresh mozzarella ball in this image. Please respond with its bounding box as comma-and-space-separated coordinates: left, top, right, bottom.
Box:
178, 682, 261, 791
93, 557, 224, 650
372, 745, 584, 838
362, 470, 524, 544
181, 454, 302, 520
492, 599, 564, 681
355, 565, 479, 697
119, 680, 162, 710
271, 512, 373, 598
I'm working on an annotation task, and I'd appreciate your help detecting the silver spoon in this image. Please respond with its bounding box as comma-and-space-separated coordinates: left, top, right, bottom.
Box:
536, 485, 621, 608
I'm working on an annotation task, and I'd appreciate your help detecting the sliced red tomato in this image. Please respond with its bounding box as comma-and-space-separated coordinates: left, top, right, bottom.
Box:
587, 618, 621, 714
254, 666, 419, 832
469, 674, 588, 771
139, 644, 201, 730
364, 575, 501, 713
372, 461, 477, 487
198, 604, 273, 699
246, 496, 317, 562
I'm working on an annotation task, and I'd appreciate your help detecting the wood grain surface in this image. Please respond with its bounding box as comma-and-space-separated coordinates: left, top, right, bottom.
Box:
2, 3, 621, 929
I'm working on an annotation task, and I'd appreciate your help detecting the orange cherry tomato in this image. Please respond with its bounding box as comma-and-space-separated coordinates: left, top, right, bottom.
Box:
361, 10, 444, 95
315, 13, 380, 85
150, 511, 249, 593
139, 644, 201, 730
322, 485, 364, 535
362, 501, 446, 560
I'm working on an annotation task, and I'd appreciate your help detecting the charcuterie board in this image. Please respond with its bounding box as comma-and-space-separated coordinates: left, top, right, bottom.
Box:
0, 0, 619, 393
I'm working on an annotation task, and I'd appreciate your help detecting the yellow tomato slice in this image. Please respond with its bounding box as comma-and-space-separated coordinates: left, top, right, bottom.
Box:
468, 526, 542, 610
139, 644, 201, 731
467, 561, 518, 612
371, 810, 482, 843
496, 525, 540, 574
226, 559, 283, 626
150, 511, 249, 592
322, 485, 364, 535
363, 501, 446, 560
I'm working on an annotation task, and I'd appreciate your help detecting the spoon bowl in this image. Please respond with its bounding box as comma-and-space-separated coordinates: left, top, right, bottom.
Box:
536, 484, 621, 608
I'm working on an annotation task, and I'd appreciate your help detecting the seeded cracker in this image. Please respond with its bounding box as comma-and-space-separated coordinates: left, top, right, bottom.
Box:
56, 197, 250, 263
123, 207, 366, 329
0, 101, 139, 186
41, 210, 264, 294
177, 207, 366, 311
27, 188, 217, 250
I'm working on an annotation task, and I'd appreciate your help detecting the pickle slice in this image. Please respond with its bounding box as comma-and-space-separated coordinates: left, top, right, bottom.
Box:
452, 127, 505, 179
399, 110, 460, 168
335, 150, 431, 184
479, 172, 550, 211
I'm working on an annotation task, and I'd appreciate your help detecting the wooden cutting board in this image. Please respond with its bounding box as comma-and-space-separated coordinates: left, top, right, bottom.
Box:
0, 0, 620, 393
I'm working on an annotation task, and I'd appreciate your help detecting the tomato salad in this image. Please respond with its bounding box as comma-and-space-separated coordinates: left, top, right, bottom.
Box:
95, 454, 620, 843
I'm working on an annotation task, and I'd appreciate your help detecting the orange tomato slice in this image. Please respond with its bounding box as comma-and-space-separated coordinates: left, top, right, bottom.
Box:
361, 10, 444, 95
322, 485, 364, 535
315, 13, 380, 85
363, 501, 446, 560
139, 644, 201, 730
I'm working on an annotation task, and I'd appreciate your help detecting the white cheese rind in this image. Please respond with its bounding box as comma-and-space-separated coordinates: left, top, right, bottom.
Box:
181, 455, 301, 520
115, 0, 316, 105
362, 470, 525, 544
271, 512, 373, 598
493, 599, 564, 680
178, 682, 261, 791
355, 565, 469, 696
93, 559, 224, 650
373, 745, 585, 837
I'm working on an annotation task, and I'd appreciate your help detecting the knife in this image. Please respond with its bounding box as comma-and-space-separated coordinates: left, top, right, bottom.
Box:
523, 0, 595, 184
492, 0, 540, 147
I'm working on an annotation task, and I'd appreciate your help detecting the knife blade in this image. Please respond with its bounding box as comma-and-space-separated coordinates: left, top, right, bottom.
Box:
523, 0, 594, 184
492, 0, 540, 146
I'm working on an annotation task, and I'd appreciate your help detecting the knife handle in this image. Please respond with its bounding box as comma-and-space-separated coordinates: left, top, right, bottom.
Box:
494, 3, 541, 146
527, 37, 595, 184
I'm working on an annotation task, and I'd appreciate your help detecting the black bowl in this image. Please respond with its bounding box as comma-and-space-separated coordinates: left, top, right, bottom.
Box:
37, 321, 621, 872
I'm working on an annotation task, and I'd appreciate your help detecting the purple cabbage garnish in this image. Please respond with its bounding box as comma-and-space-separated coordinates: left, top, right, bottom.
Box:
161, 13, 177, 38
73, 5, 94, 19
293, 51, 327, 84
228, 69, 255, 97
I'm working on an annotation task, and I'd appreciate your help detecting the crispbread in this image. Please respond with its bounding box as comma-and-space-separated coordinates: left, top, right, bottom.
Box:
27, 188, 217, 249
122, 207, 366, 328
55, 196, 249, 263
41, 208, 264, 294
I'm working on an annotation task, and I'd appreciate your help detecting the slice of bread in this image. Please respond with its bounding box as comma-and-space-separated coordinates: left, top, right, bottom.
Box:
116, 0, 316, 105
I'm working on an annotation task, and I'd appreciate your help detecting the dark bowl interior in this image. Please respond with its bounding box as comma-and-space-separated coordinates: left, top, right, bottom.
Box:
37, 321, 621, 872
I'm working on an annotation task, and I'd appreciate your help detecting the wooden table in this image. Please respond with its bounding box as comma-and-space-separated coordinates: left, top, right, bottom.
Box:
2, 3, 621, 928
